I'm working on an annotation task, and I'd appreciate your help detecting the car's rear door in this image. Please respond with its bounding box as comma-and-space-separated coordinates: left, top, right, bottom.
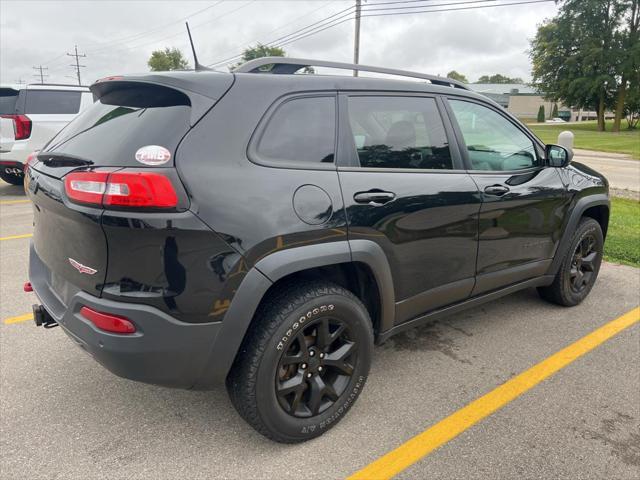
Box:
337, 92, 481, 326
443, 96, 570, 295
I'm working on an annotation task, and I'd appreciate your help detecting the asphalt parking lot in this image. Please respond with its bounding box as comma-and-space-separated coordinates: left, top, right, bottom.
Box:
1, 180, 639, 480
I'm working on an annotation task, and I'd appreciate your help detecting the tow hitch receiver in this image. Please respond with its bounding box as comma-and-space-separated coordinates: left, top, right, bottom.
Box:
33, 304, 58, 329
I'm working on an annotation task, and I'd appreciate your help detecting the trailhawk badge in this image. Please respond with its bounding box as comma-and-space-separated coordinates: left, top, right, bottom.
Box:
134, 145, 171, 166
68, 258, 98, 275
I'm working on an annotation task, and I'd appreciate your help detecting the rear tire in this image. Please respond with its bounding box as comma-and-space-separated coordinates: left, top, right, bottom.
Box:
0, 170, 24, 186
226, 281, 373, 443
538, 217, 603, 306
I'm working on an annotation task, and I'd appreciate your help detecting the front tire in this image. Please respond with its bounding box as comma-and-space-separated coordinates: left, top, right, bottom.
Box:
538, 217, 603, 306
226, 281, 373, 443
0, 170, 24, 186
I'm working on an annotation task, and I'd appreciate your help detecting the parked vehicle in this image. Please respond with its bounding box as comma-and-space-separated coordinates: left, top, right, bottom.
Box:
546, 117, 567, 123
26, 58, 609, 443
0, 83, 92, 185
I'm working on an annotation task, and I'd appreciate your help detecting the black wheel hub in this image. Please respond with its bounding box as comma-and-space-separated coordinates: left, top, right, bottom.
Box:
570, 233, 599, 293
275, 317, 357, 418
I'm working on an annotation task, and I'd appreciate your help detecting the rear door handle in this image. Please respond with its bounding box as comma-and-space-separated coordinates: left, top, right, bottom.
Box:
484, 185, 510, 196
353, 190, 396, 206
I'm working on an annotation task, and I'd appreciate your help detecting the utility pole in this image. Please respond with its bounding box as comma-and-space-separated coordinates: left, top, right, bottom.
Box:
67, 45, 86, 86
32, 65, 49, 84
353, 0, 361, 77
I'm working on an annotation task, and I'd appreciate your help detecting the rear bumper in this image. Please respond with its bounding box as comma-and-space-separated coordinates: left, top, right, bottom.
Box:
0, 160, 24, 176
29, 243, 222, 389
0, 141, 29, 164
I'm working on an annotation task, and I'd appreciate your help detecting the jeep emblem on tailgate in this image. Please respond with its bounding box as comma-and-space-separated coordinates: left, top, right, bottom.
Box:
68, 258, 97, 275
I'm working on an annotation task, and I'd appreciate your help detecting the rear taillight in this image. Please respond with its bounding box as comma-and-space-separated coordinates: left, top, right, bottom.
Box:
64, 170, 178, 209
80, 306, 136, 334
0, 114, 32, 140
24, 151, 39, 172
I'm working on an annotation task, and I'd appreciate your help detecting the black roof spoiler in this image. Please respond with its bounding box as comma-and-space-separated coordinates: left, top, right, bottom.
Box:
233, 57, 469, 90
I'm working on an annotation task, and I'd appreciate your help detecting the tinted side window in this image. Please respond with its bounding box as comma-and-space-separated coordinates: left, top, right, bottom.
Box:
347, 96, 452, 170
0, 88, 19, 114
449, 99, 538, 171
24, 90, 81, 114
256, 96, 335, 164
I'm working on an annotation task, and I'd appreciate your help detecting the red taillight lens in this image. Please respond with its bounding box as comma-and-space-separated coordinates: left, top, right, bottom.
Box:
24, 150, 39, 172
80, 306, 136, 334
104, 172, 178, 208
64, 170, 178, 209
64, 171, 110, 205
1, 114, 32, 140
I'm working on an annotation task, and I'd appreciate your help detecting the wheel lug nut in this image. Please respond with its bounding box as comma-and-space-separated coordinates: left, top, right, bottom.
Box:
318, 366, 323, 372
309, 351, 315, 356
319, 353, 325, 359
306, 372, 313, 378
301, 363, 307, 369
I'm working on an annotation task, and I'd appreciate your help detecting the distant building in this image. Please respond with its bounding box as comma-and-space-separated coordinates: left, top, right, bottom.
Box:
466, 83, 611, 122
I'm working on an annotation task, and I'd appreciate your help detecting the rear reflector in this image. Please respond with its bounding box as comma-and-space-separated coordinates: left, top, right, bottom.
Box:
64, 170, 178, 209
23, 282, 33, 292
80, 306, 136, 334
0, 114, 32, 140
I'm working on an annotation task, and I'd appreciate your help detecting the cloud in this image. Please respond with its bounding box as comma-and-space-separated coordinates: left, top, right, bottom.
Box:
0, 0, 558, 85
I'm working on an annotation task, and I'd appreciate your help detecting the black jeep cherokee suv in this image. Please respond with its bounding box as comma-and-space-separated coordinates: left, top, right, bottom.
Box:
26, 58, 609, 443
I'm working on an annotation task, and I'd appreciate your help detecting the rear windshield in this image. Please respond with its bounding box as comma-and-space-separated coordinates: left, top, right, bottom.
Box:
44, 83, 191, 166
0, 88, 18, 114
25, 90, 82, 114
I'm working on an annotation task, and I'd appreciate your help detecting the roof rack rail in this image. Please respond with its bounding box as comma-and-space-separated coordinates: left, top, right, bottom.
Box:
233, 57, 469, 90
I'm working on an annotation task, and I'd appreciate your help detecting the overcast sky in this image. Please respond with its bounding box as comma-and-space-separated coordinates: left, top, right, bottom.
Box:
1, 0, 559, 86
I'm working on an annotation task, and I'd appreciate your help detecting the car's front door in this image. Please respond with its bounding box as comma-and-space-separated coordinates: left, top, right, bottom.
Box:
444, 97, 571, 295
337, 93, 481, 326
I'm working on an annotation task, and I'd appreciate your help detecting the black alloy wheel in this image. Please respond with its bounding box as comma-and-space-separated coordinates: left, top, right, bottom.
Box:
569, 233, 599, 294
276, 317, 357, 418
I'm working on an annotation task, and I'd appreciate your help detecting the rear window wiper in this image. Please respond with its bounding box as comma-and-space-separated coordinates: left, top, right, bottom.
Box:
40, 154, 93, 167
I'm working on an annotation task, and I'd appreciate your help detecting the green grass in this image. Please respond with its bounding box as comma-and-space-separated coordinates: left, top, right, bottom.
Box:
528, 120, 640, 159
604, 197, 640, 267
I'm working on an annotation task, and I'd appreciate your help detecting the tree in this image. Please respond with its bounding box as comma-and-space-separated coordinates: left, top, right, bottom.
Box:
530, 0, 634, 132
446, 70, 468, 83
476, 74, 524, 84
551, 103, 559, 118
231, 44, 285, 71
148, 47, 189, 71
537, 105, 546, 123
625, 75, 640, 128
612, 0, 640, 131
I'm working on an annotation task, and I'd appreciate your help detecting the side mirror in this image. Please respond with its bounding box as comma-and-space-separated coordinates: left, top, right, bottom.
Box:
546, 144, 573, 168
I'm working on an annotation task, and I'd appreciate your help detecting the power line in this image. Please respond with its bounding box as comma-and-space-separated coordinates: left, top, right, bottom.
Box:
206, 0, 335, 67
85, 0, 226, 54
207, 4, 357, 67
270, 0, 554, 52
32, 65, 49, 83
67, 45, 87, 86
90, 0, 259, 58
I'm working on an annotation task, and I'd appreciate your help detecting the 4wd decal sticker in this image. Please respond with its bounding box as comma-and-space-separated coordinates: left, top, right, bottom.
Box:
134, 145, 171, 166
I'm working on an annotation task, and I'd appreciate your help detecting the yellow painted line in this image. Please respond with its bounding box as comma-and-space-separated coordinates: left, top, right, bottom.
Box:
0, 199, 30, 205
348, 306, 640, 480
4, 313, 33, 325
0, 233, 32, 241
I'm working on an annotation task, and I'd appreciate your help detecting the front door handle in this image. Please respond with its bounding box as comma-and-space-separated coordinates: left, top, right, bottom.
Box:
353, 190, 396, 206
484, 185, 510, 196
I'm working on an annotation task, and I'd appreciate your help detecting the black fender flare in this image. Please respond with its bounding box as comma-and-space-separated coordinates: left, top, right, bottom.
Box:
547, 193, 610, 275
194, 240, 395, 387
